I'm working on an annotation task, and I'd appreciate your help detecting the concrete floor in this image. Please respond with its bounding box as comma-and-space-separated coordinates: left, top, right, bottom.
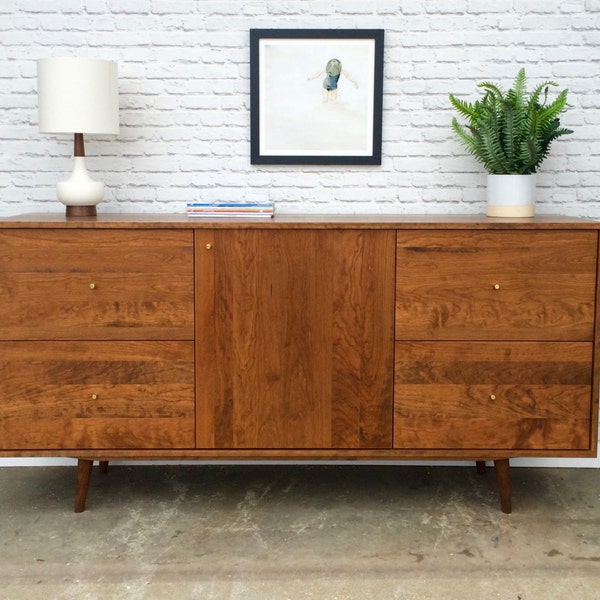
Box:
0, 464, 598, 599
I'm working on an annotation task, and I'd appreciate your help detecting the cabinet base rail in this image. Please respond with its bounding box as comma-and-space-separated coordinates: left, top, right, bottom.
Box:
74, 458, 512, 514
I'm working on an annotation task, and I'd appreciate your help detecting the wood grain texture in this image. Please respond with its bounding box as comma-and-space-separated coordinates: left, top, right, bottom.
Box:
2, 213, 600, 230
0, 341, 195, 450
394, 342, 593, 450
74, 459, 93, 513
396, 230, 598, 341
592, 237, 600, 461
494, 459, 512, 514
0, 218, 598, 477
0, 230, 194, 340
4, 446, 595, 460
196, 229, 395, 449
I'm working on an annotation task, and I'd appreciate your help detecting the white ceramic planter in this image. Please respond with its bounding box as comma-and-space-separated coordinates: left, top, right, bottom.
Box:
486, 174, 536, 218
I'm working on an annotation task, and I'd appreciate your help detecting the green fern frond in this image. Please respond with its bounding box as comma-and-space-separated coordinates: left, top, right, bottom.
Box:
477, 82, 504, 99
527, 81, 558, 110
451, 118, 476, 149
501, 100, 516, 167
512, 68, 527, 103
449, 69, 573, 174
536, 89, 568, 125
448, 94, 478, 120
552, 127, 574, 138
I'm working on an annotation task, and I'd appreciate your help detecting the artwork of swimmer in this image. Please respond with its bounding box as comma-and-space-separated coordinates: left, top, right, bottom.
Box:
308, 58, 358, 102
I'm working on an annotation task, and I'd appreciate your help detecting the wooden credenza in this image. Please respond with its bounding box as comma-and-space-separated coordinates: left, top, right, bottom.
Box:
0, 213, 598, 513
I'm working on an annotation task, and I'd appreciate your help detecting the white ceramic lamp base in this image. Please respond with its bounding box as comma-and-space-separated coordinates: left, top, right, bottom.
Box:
57, 156, 104, 217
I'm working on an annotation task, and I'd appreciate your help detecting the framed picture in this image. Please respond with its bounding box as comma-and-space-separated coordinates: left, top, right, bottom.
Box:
250, 29, 384, 165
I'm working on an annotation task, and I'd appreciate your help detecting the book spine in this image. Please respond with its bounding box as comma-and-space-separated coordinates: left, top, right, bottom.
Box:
186, 206, 273, 210
185, 201, 274, 218
186, 212, 273, 218
186, 202, 273, 208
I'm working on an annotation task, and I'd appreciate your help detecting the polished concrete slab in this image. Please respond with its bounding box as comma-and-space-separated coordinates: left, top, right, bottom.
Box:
0, 464, 599, 599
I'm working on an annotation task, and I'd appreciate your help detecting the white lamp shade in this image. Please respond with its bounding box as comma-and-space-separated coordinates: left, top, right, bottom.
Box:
37, 57, 119, 135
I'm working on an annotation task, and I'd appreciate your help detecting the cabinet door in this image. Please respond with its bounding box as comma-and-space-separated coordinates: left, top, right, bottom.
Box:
196, 229, 395, 449
0, 230, 194, 340
0, 341, 195, 450
394, 341, 593, 451
396, 231, 598, 341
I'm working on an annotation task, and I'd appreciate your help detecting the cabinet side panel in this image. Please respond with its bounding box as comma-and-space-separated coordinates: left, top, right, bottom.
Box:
592, 231, 600, 455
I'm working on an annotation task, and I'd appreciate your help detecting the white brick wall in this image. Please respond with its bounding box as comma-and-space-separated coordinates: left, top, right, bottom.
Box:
0, 0, 599, 217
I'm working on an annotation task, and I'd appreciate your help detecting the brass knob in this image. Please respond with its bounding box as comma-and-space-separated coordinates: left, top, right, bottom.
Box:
490, 394, 496, 401
89, 283, 96, 289
206, 243, 212, 250
91, 394, 98, 400
493, 283, 500, 290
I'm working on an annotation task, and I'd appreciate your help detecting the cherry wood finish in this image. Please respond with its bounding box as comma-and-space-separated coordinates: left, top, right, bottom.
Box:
75, 459, 109, 512
67, 206, 97, 218
74, 133, 85, 157
0, 214, 598, 514
195, 229, 396, 449
494, 459, 512, 514
75, 458, 93, 513
396, 231, 597, 341
0, 341, 195, 450
0, 229, 194, 341
394, 341, 593, 450
1, 213, 599, 229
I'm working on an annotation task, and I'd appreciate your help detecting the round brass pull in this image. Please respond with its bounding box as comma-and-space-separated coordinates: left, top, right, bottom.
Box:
91, 394, 98, 400
490, 394, 496, 401
89, 283, 96, 289
206, 243, 212, 250
493, 283, 500, 290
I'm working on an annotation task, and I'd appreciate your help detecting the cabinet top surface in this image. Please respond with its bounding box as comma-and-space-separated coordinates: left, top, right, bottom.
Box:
0, 213, 599, 229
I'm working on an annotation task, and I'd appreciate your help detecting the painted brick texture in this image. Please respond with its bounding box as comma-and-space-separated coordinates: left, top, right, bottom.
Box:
0, 1, 599, 217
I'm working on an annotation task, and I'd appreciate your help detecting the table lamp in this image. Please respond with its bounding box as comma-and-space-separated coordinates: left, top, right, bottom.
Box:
37, 57, 119, 217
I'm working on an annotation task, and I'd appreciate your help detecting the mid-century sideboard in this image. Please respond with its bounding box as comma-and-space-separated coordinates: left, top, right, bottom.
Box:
0, 213, 598, 513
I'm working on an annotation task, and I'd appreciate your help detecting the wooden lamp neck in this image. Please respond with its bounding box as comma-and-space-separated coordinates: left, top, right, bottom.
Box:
74, 133, 85, 157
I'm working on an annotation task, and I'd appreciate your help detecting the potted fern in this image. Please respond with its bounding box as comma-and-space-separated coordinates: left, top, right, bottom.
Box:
449, 68, 572, 217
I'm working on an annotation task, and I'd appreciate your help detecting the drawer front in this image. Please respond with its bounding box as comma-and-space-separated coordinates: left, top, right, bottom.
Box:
0, 230, 194, 340
394, 342, 593, 451
0, 341, 195, 450
396, 231, 598, 340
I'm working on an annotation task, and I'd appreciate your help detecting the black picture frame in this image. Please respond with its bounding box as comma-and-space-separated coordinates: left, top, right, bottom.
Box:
250, 29, 384, 165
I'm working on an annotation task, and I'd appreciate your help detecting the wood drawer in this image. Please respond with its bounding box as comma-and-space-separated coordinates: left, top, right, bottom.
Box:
395, 231, 598, 340
0, 341, 195, 450
394, 342, 593, 451
0, 230, 194, 340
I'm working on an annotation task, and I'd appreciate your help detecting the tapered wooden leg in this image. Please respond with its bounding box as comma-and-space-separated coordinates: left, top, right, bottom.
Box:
476, 460, 487, 475
74, 459, 93, 513
494, 458, 512, 514
99, 460, 109, 474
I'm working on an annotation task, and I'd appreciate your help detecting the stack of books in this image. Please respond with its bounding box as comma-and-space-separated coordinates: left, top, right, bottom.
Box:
186, 202, 274, 218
